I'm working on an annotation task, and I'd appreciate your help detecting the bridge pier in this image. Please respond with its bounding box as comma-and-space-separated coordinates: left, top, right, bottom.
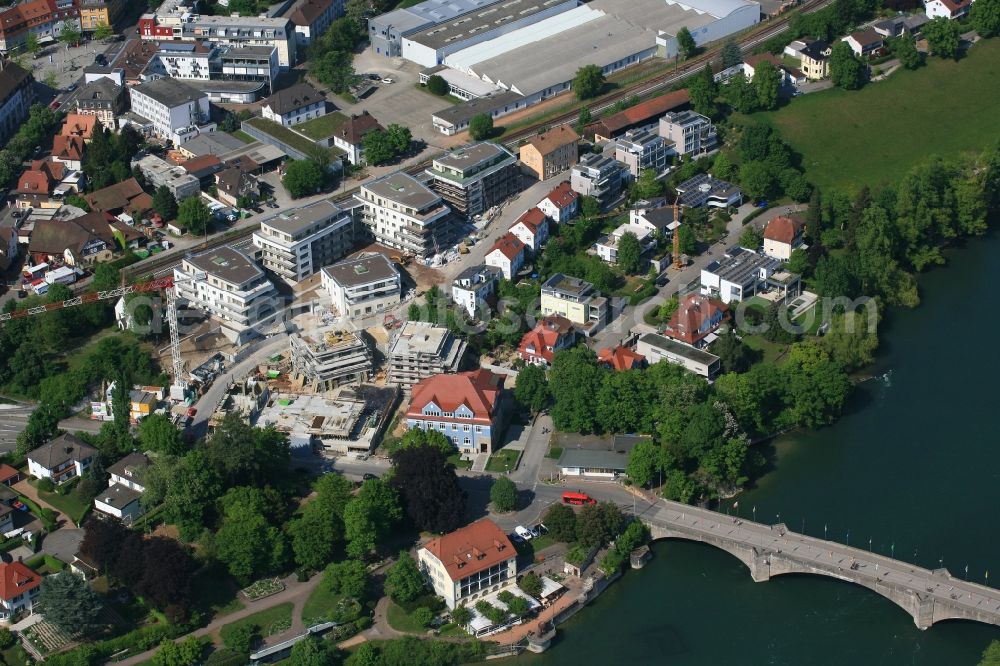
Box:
914, 594, 934, 630
750, 548, 771, 583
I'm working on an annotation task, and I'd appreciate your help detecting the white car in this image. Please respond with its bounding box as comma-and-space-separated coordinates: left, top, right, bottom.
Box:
381, 77, 395, 84
514, 525, 533, 541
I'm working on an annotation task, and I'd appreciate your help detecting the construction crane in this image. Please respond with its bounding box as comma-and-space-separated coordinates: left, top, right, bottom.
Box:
0, 273, 201, 401
672, 198, 683, 269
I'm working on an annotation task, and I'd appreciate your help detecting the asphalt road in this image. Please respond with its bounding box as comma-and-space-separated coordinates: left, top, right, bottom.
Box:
0, 404, 34, 452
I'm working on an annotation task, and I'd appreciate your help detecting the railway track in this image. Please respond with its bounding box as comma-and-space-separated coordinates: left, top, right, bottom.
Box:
123, 2, 831, 283
500, 0, 833, 147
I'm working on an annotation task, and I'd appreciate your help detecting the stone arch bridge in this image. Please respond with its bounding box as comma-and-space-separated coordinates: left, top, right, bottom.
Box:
638, 500, 1000, 630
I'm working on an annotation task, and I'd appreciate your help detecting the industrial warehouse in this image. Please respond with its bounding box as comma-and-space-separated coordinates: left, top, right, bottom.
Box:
375, 0, 761, 133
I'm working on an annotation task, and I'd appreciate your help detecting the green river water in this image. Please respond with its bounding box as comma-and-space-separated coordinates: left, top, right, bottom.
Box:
524, 232, 1000, 664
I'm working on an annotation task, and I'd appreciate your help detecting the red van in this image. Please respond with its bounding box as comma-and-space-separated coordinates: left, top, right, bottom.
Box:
562, 491, 597, 506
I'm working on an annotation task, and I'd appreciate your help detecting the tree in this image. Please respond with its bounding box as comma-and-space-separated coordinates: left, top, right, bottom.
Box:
39, 573, 103, 635
215, 488, 287, 585
94, 22, 113, 41
686, 65, 718, 118
286, 636, 337, 666
152, 637, 205, 666
889, 35, 922, 69
633, 169, 664, 201
489, 476, 517, 512
138, 413, 187, 455
390, 444, 467, 533
738, 161, 776, 202
576, 502, 623, 547
162, 450, 223, 539
412, 606, 434, 628
395, 428, 452, 456
290, 474, 352, 571
548, 346, 604, 433
924, 17, 962, 59
625, 440, 670, 487
616, 231, 644, 275
59, 21, 81, 47
362, 130, 396, 166
713, 152, 736, 181
152, 185, 178, 221
385, 552, 426, 604
468, 113, 494, 140
981, 640, 1000, 665
451, 605, 473, 627
177, 196, 211, 235
739, 225, 763, 249
543, 503, 577, 542
829, 41, 865, 90
385, 124, 412, 155
577, 107, 592, 130
426, 74, 449, 95
349, 642, 380, 666
25, 32, 40, 57
518, 572, 543, 598
514, 364, 550, 413
724, 72, 759, 113
222, 622, 258, 654
323, 559, 368, 599
752, 60, 781, 110
344, 478, 402, 558
572, 64, 605, 100
710, 329, 754, 374
721, 38, 742, 67
972, 0, 1000, 37
676, 26, 697, 59
201, 413, 290, 489
283, 159, 324, 198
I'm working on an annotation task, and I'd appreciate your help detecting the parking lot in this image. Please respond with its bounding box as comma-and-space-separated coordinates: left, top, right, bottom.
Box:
340, 49, 459, 151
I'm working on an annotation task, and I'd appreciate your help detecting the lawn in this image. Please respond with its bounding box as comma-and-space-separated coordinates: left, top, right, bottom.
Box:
301, 582, 337, 622
36, 487, 91, 525
220, 602, 293, 639
446, 452, 472, 470
742, 334, 789, 365
756, 38, 1000, 193
386, 600, 441, 633
295, 112, 350, 140
412, 83, 463, 105
24, 554, 65, 575
244, 117, 345, 160
229, 130, 256, 144
486, 448, 520, 473
546, 446, 563, 460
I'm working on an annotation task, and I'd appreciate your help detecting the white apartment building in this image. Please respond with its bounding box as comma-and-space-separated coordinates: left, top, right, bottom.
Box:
253, 200, 355, 283
417, 518, 517, 610
261, 82, 326, 126
451, 264, 500, 318
356, 171, 453, 256
615, 128, 671, 178
139, 6, 297, 68
658, 110, 718, 157
128, 77, 213, 145
174, 246, 279, 344
320, 252, 401, 318
94, 452, 149, 524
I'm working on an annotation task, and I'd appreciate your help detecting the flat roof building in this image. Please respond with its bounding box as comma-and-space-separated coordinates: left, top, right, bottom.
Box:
635, 332, 721, 379
570, 153, 625, 207
289, 328, 373, 391
540, 272, 609, 334
387, 320, 467, 390
676, 172, 743, 208
253, 200, 355, 283
356, 171, 455, 256
426, 142, 520, 218
369, 0, 507, 58
132, 154, 202, 201
320, 252, 401, 319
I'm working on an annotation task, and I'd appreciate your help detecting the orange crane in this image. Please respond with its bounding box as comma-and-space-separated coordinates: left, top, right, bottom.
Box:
0, 274, 196, 400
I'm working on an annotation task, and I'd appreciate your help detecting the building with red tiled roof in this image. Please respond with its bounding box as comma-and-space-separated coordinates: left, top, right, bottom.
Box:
537, 181, 579, 223
762, 215, 804, 260
85, 177, 153, 216
587, 89, 690, 142
662, 293, 729, 347
484, 233, 525, 280
52, 135, 85, 170
61, 113, 100, 142
507, 207, 549, 253
0, 464, 20, 486
0, 562, 41, 620
519, 125, 579, 180
597, 345, 646, 371
417, 518, 517, 609
15, 159, 65, 208
406, 369, 506, 457
518, 315, 575, 366
0, 0, 78, 54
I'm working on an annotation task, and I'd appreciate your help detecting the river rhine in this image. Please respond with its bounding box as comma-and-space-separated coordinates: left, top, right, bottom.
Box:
524, 232, 1000, 664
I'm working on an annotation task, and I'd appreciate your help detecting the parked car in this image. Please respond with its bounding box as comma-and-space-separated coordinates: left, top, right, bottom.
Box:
267, 200, 279, 208
527, 525, 541, 539
510, 532, 524, 544
656, 273, 669, 287
535, 523, 548, 535
187, 407, 197, 417
66, 83, 77, 92
362, 473, 378, 481
162, 240, 173, 250
514, 525, 533, 541
381, 77, 395, 84
368, 73, 380, 81
49, 101, 61, 109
